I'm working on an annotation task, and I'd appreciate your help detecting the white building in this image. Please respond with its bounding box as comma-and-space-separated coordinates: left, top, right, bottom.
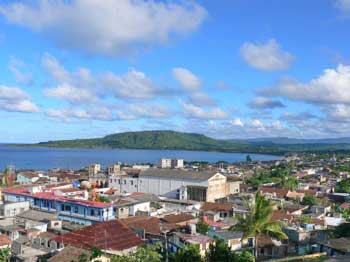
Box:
88, 164, 101, 176
109, 168, 228, 202
108, 164, 121, 175
158, 158, 184, 169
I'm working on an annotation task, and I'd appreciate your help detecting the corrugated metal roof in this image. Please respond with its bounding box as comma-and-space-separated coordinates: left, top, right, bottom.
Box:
140, 168, 217, 181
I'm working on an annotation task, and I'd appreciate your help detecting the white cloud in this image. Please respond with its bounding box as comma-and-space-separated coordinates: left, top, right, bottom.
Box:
9, 57, 33, 85
0, 0, 207, 56
261, 64, 350, 105
335, 0, 350, 12
172, 67, 202, 90
102, 69, 168, 99
188, 91, 216, 106
0, 85, 39, 113
240, 39, 295, 71
248, 119, 264, 129
181, 101, 228, 120
322, 104, 350, 122
249, 96, 285, 109
116, 103, 171, 120
230, 118, 244, 127
45, 83, 97, 104
43, 54, 171, 102
46, 107, 113, 121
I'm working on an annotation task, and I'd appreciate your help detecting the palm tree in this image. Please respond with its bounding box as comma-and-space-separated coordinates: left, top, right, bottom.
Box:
231, 191, 287, 260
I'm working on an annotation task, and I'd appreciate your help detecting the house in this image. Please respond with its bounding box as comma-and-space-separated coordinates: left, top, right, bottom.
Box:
284, 204, 309, 216
48, 245, 107, 262
283, 223, 327, 255
317, 237, 350, 256
50, 220, 144, 256
170, 232, 213, 256
200, 202, 234, 222
0, 201, 30, 218
161, 213, 197, 227
121, 216, 176, 238
16, 171, 41, 184
310, 205, 332, 215
0, 234, 11, 249
260, 187, 289, 199
109, 169, 229, 202
112, 197, 150, 219
208, 230, 253, 251
256, 234, 295, 260
3, 186, 115, 225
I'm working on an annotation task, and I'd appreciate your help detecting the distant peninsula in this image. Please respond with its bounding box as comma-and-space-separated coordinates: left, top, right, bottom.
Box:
16, 130, 350, 155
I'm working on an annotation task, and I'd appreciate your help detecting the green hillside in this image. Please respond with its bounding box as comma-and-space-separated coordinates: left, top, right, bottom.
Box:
26, 130, 350, 155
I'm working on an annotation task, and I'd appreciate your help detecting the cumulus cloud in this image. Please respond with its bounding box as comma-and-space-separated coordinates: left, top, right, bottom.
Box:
188, 91, 216, 106
260, 64, 350, 105
0, 0, 207, 56
45, 83, 97, 104
172, 67, 202, 90
249, 96, 285, 109
335, 0, 350, 12
280, 112, 318, 123
43, 53, 173, 103
116, 103, 171, 120
230, 118, 244, 127
101, 69, 171, 99
181, 101, 228, 120
321, 104, 350, 122
46, 107, 113, 121
0, 85, 39, 113
240, 39, 295, 71
9, 57, 33, 85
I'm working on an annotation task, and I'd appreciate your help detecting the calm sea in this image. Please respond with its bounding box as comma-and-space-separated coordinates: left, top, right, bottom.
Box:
0, 145, 280, 170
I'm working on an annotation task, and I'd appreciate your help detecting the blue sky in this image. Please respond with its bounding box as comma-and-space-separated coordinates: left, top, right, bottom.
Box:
1, 0, 350, 143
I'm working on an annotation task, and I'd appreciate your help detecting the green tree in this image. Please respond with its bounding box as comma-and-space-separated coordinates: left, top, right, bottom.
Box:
333, 223, 350, 238
233, 250, 255, 262
231, 191, 287, 259
281, 176, 298, 191
335, 178, 350, 193
111, 242, 163, 262
96, 195, 111, 203
196, 220, 210, 235
246, 155, 252, 162
0, 248, 11, 262
205, 240, 234, 262
299, 215, 312, 224
171, 244, 202, 262
302, 195, 316, 206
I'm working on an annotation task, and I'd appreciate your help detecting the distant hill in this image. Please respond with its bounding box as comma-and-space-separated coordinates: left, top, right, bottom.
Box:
20, 130, 350, 155
240, 137, 350, 145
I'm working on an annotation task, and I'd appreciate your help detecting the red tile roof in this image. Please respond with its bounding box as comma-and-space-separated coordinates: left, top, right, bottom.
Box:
297, 189, 318, 196
259, 187, 289, 198
4, 187, 111, 208
340, 202, 350, 209
161, 213, 195, 224
51, 220, 143, 251
201, 202, 234, 212
0, 235, 11, 246
121, 216, 176, 235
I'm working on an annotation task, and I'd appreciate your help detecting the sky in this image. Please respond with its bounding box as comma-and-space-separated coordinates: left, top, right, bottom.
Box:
1, 0, 350, 143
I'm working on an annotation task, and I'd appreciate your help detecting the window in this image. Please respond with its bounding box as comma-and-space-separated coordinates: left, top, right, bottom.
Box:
123, 180, 126, 184
74, 207, 78, 213
90, 209, 95, 216
131, 180, 134, 186
118, 179, 121, 184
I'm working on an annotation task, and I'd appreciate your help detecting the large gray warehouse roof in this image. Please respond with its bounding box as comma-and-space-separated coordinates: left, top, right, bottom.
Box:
139, 168, 218, 181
